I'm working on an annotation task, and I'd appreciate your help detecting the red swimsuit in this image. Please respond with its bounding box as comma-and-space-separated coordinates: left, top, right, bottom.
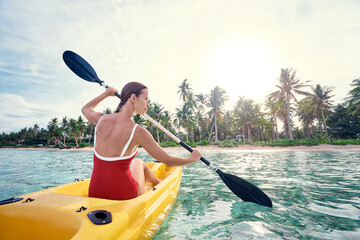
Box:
88, 116, 139, 200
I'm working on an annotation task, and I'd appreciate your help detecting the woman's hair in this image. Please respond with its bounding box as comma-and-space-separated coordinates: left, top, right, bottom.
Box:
115, 82, 148, 113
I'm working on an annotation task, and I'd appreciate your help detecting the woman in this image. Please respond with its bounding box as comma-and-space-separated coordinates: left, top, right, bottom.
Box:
82, 82, 201, 200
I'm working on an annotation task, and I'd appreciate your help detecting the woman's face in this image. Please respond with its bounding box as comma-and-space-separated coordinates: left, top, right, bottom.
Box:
134, 89, 150, 115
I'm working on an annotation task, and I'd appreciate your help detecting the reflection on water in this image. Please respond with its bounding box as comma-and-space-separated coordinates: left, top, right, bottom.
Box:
0, 150, 359, 239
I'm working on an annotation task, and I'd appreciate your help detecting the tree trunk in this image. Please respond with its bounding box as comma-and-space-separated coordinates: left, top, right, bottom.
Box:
286, 93, 294, 139
242, 124, 245, 141
208, 121, 215, 143
271, 116, 276, 140
312, 125, 316, 138
214, 114, 218, 144
156, 128, 160, 144
275, 118, 279, 139
247, 123, 252, 144
321, 104, 329, 141
318, 116, 323, 138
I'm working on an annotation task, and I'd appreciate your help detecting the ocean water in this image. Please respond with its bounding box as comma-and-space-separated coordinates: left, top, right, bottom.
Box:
0, 149, 359, 239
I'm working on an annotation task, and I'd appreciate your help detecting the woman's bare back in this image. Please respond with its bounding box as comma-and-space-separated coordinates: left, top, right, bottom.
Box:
94, 114, 137, 157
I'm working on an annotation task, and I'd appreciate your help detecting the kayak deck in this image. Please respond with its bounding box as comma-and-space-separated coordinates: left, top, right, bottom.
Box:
0, 162, 181, 240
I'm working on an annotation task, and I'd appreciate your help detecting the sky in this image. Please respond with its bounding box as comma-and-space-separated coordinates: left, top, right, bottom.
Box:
0, 0, 359, 133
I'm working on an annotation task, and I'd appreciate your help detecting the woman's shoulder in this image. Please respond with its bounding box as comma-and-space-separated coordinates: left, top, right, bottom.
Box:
134, 125, 152, 137
134, 124, 147, 133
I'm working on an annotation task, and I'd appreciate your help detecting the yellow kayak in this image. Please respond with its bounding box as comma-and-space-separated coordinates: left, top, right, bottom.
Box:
0, 162, 181, 240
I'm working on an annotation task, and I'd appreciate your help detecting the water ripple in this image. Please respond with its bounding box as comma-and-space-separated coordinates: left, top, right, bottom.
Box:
1, 150, 359, 239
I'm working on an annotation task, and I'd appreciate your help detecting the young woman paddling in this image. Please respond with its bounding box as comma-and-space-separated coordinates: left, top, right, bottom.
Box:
82, 82, 201, 200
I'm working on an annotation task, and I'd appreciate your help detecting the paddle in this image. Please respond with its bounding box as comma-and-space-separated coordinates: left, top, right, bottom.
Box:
62, 50, 273, 208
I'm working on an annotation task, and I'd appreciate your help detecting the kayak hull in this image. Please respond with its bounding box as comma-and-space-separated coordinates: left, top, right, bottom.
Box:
0, 162, 181, 240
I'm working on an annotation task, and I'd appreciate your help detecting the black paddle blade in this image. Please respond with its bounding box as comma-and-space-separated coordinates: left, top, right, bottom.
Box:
219, 171, 272, 208
63, 50, 100, 83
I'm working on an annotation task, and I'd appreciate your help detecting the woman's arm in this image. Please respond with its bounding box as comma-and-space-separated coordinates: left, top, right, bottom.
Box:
81, 87, 118, 125
136, 126, 201, 167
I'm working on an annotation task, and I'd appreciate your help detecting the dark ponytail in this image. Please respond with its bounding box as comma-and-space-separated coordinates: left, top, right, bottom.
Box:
115, 82, 147, 112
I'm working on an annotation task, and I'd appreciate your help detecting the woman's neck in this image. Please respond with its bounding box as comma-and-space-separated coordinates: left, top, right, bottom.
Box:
118, 104, 135, 119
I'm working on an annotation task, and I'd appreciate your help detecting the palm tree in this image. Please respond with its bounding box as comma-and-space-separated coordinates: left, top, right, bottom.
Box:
77, 116, 86, 144
311, 84, 334, 140
264, 97, 281, 139
151, 103, 164, 144
268, 68, 310, 139
195, 93, 207, 111
234, 98, 259, 144
85, 121, 95, 145
69, 118, 80, 147
175, 102, 194, 142
61, 117, 70, 146
207, 86, 228, 144
133, 114, 147, 127
194, 110, 206, 142
347, 78, 360, 112
47, 118, 61, 146
161, 110, 172, 142
297, 96, 316, 138
103, 108, 113, 114
177, 79, 193, 103
32, 124, 39, 137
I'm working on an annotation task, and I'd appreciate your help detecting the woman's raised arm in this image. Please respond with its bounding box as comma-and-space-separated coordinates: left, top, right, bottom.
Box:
82, 87, 118, 125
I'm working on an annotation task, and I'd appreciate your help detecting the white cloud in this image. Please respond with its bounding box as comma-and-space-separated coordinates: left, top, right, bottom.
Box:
0, 93, 49, 132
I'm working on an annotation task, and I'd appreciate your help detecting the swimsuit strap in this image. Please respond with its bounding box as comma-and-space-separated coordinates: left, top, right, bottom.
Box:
94, 114, 107, 148
120, 124, 138, 157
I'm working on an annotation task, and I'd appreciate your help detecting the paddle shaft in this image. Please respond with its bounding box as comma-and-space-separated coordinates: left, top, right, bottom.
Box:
144, 114, 220, 173
99, 81, 121, 99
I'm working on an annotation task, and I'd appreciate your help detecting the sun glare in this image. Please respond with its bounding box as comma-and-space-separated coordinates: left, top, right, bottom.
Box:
203, 40, 280, 103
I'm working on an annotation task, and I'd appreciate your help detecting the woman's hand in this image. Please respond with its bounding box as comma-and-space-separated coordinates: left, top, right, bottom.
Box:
188, 149, 201, 163
82, 86, 119, 125
105, 86, 118, 97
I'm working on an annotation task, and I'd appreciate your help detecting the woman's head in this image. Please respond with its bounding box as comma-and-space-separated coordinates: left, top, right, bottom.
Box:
115, 82, 148, 113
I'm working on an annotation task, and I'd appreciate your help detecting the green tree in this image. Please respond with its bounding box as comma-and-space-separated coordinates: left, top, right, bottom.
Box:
161, 110, 173, 142
207, 86, 228, 144
148, 102, 164, 144
233, 98, 259, 144
297, 96, 316, 138
268, 68, 310, 139
69, 118, 80, 147
61, 117, 70, 146
311, 84, 334, 140
133, 114, 147, 127
264, 97, 282, 139
177, 79, 193, 102
47, 118, 61, 145
347, 78, 360, 112
77, 116, 86, 143
85, 121, 95, 145
103, 108, 113, 114
327, 104, 360, 138
175, 102, 194, 142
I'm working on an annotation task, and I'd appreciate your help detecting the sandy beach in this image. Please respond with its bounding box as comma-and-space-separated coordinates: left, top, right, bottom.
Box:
3, 144, 360, 152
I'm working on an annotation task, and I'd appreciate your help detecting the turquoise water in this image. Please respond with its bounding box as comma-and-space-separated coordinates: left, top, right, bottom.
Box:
0, 150, 359, 239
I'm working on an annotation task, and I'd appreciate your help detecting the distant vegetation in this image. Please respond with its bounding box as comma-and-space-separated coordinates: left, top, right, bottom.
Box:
1, 69, 359, 148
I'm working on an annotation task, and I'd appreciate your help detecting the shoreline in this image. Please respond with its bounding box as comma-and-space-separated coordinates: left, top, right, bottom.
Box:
2, 144, 360, 152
